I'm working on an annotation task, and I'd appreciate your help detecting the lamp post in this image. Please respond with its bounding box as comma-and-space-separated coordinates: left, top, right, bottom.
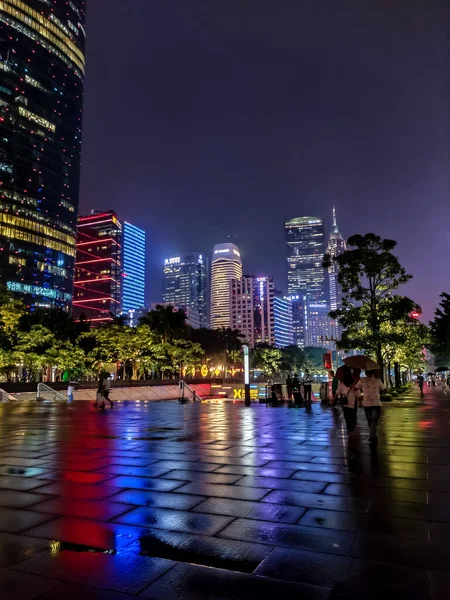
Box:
243, 345, 250, 406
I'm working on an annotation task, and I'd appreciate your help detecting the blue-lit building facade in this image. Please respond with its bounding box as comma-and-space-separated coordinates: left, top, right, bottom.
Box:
163, 253, 208, 329
274, 292, 294, 348
0, 0, 86, 310
122, 221, 146, 314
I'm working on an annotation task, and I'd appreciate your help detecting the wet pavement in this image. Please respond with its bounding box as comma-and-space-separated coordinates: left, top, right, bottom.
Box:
0, 385, 448, 599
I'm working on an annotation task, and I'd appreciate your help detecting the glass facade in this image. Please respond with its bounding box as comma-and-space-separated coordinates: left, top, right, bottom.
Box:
231, 276, 274, 347
273, 292, 294, 348
210, 243, 242, 330
163, 252, 207, 329
285, 217, 326, 302
305, 301, 332, 348
122, 221, 146, 314
0, 0, 86, 310
72, 212, 122, 324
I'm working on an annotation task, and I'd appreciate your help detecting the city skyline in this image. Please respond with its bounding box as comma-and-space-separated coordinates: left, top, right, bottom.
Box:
79, 1, 448, 322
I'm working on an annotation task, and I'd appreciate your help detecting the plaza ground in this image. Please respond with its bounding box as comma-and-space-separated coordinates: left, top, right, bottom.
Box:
0, 385, 448, 599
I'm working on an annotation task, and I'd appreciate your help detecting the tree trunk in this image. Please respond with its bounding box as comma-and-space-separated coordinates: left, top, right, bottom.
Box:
394, 362, 401, 388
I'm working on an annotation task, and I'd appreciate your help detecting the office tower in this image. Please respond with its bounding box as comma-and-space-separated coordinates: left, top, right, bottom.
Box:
210, 243, 242, 330
0, 1, 86, 310
122, 222, 146, 314
285, 217, 326, 302
163, 253, 208, 328
231, 276, 274, 347
72, 211, 122, 324
289, 294, 307, 348
327, 207, 346, 339
305, 301, 332, 348
273, 292, 294, 348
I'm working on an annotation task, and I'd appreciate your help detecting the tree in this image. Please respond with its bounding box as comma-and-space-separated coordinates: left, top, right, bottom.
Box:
303, 347, 328, 374
324, 233, 415, 376
430, 293, 450, 368
252, 346, 283, 377
280, 345, 305, 374
139, 305, 187, 343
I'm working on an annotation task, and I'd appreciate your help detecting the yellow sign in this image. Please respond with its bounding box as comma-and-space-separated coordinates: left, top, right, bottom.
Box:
201, 364, 208, 377
232, 387, 258, 400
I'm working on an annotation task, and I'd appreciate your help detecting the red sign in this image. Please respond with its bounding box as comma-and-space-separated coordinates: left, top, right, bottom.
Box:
323, 352, 333, 370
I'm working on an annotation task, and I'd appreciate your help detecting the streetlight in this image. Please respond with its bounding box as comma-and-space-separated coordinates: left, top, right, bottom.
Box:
243, 345, 250, 406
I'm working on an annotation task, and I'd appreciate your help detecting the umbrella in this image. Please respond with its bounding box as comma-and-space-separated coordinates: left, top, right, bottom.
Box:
435, 367, 448, 373
343, 355, 380, 371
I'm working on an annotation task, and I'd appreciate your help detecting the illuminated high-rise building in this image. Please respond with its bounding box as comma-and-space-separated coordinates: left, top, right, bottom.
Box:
0, 1, 86, 310
162, 253, 207, 328
305, 301, 332, 348
210, 243, 242, 330
72, 211, 122, 324
285, 217, 326, 302
289, 294, 306, 348
327, 207, 346, 339
273, 292, 294, 348
231, 276, 274, 347
122, 222, 146, 314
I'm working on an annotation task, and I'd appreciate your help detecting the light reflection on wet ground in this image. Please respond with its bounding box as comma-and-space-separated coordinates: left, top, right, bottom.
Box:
0, 386, 448, 598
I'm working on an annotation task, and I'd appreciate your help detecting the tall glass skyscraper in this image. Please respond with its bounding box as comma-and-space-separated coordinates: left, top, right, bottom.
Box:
163, 253, 207, 329
122, 222, 146, 314
285, 217, 326, 301
273, 292, 294, 348
0, 1, 86, 310
210, 243, 242, 330
327, 207, 346, 339
73, 211, 122, 324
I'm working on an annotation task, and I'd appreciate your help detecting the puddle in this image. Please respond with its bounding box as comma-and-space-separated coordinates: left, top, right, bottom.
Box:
51, 541, 116, 554
139, 533, 257, 573
132, 436, 167, 441
145, 428, 181, 432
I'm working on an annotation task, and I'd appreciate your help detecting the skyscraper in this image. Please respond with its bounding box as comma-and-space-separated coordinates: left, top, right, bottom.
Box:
163, 253, 208, 328
285, 217, 326, 302
231, 276, 274, 347
210, 243, 242, 330
305, 302, 332, 348
0, 1, 86, 310
327, 207, 346, 339
122, 222, 146, 314
289, 294, 307, 348
273, 292, 294, 348
72, 211, 122, 324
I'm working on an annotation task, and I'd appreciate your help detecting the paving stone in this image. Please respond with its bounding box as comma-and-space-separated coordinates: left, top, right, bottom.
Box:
263, 490, 371, 513
193, 497, 305, 523
139, 562, 330, 599
0, 532, 50, 567
114, 506, 234, 535
13, 548, 176, 595
31, 498, 132, 521
0, 567, 56, 600
22, 517, 147, 550
33, 482, 121, 500
235, 475, 327, 493
174, 482, 270, 501
0, 508, 55, 534
93, 465, 172, 477
108, 489, 205, 510
218, 517, 355, 555
105, 476, 185, 491
160, 470, 242, 484
32, 582, 137, 600
430, 570, 450, 600
151, 460, 221, 472
34, 471, 113, 484
0, 476, 54, 492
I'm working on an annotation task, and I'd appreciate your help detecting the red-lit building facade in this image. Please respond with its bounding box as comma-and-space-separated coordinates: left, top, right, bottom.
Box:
72, 211, 122, 324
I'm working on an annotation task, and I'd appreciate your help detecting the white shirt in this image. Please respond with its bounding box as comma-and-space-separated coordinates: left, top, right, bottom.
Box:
301, 374, 313, 385
67, 386, 74, 396
336, 381, 361, 409
355, 377, 385, 407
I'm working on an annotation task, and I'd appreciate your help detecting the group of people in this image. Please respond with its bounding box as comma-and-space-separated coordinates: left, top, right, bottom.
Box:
333, 366, 385, 445
286, 370, 314, 407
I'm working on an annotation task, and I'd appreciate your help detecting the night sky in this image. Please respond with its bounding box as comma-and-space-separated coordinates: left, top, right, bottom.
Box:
79, 0, 449, 320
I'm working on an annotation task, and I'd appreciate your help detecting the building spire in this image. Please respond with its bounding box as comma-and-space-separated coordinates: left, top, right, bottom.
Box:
332, 206, 338, 233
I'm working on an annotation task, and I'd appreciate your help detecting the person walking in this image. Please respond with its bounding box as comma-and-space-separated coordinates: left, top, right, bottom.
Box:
301, 369, 313, 408
336, 366, 360, 437
292, 373, 301, 404
67, 382, 75, 403
101, 375, 113, 409
286, 374, 293, 402
355, 370, 386, 445
417, 374, 424, 395
93, 374, 103, 407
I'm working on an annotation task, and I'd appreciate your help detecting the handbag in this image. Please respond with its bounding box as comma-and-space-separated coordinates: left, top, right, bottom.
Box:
337, 383, 354, 407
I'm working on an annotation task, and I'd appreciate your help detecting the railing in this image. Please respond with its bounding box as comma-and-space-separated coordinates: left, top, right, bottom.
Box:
36, 383, 68, 402
178, 380, 199, 402
0, 388, 17, 403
